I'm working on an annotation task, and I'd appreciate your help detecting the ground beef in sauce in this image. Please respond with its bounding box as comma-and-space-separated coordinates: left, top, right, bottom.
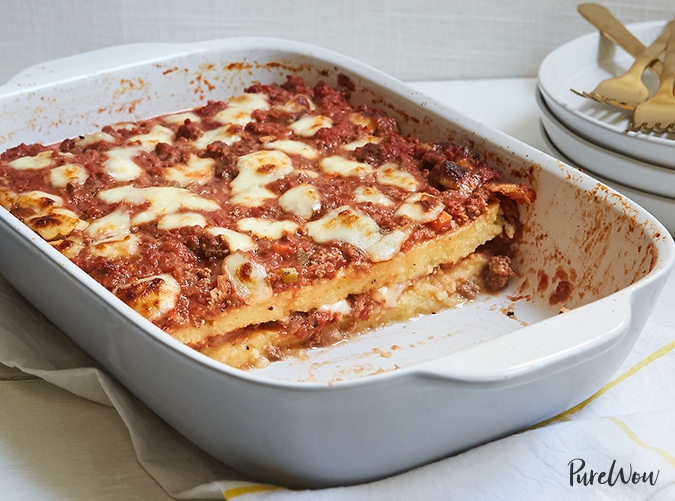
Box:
483, 255, 516, 292
0, 74, 534, 340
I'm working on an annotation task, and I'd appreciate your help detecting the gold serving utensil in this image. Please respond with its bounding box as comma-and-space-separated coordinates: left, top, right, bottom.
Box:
573, 23, 671, 110
577, 3, 663, 76
629, 23, 675, 133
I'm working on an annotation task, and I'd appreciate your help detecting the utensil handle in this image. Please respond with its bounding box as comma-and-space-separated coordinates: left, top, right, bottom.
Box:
578, 3, 663, 76
655, 19, 675, 95
631, 22, 670, 72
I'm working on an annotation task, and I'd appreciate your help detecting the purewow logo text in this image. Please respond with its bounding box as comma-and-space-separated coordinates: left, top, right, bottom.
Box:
568, 458, 659, 487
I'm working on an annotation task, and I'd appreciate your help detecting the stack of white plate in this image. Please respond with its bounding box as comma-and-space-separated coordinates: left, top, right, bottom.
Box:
537, 19, 675, 234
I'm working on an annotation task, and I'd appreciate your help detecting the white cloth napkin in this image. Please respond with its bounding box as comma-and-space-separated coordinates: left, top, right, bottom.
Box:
1, 271, 674, 501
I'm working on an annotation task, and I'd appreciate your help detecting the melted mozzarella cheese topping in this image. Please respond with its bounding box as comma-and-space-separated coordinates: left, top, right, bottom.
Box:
306, 206, 381, 250
214, 93, 270, 126
191, 125, 240, 150
231, 150, 294, 207
222, 251, 272, 304
163, 112, 201, 125
15, 191, 63, 213
98, 186, 220, 225
376, 163, 419, 192
49, 237, 85, 259
306, 206, 411, 262
104, 147, 144, 182
289, 115, 332, 137
394, 192, 445, 223
75, 131, 115, 148
130, 125, 174, 150
366, 226, 412, 262
340, 135, 383, 151
13, 190, 89, 241
293, 169, 319, 179
264, 140, 319, 160
8, 151, 53, 170
349, 112, 377, 132
158, 212, 208, 230
109, 122, 136, 132
85, 209, 131, 240
353, 185, 395, 206
278, 184, 321, 219
317, 299, 351, 315
50, 164, 89, 188
90, 234, 140, 259
236, 218, 299, 240
318, 156, 373, 177
373, 282, 407, 309
116, 274, 180, 321
164, 156, 215, 187
276, 94, 316, 114
206, 227, 256, 252
0, 187, 15, 208
25, 207, 88, 241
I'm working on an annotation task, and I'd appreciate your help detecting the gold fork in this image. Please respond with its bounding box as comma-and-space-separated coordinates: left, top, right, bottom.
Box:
577, 4, 664, 76
629, 22, 675, 133
573, 22, 671, 110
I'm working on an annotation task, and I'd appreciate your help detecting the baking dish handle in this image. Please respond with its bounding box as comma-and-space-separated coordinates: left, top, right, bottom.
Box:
1, 42, 194, 90
414, 291, 633, 384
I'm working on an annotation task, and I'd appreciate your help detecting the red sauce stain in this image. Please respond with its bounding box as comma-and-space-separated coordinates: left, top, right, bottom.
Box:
114, 98, 142, 115
537, 271, 549, 293
118, 78, 146, 94
162, 67, 178, 75
202, 78, 215, 92
517, 276, 530, 294
500, 307, 513, 318
507, 295, 530, 301
554, 266, 569, 282
225, 62, 253, 71
549, 280, 573, 305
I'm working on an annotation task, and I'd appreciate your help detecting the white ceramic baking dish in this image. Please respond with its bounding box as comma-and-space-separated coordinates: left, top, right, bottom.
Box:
538, 119, 675, 236
0, 38, 672, 488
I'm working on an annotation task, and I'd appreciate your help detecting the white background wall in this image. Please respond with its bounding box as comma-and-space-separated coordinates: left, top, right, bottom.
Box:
1, 0, 673, 85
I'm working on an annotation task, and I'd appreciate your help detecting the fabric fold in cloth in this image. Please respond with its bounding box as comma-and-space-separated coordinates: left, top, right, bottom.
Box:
1, 271, 674, 500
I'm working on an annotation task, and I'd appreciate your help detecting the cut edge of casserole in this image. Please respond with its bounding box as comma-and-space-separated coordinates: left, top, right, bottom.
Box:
200, 223, 510, 369
176, 201, 504, 347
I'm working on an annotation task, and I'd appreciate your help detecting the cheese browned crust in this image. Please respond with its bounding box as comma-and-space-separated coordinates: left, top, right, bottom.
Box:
0, 75, 534, 369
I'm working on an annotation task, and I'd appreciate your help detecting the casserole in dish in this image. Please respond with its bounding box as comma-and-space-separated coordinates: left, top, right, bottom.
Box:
0, 77, 533, 370
0, 38, 672, 488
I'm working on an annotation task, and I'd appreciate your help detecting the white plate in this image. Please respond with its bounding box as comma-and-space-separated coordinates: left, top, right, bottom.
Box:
539, 121, 675, 235
536, 89, 675, 199
537, 20, 675, 169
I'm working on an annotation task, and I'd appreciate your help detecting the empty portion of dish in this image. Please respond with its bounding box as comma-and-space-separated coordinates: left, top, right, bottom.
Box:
0, 75, 534, 369
538, 119, 675, 236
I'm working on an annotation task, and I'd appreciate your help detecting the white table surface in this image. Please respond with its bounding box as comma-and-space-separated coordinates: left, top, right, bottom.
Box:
1, 76, 674, 500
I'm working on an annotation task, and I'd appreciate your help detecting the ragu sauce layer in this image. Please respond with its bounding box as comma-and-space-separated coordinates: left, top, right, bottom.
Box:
0, 75, 535, 369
